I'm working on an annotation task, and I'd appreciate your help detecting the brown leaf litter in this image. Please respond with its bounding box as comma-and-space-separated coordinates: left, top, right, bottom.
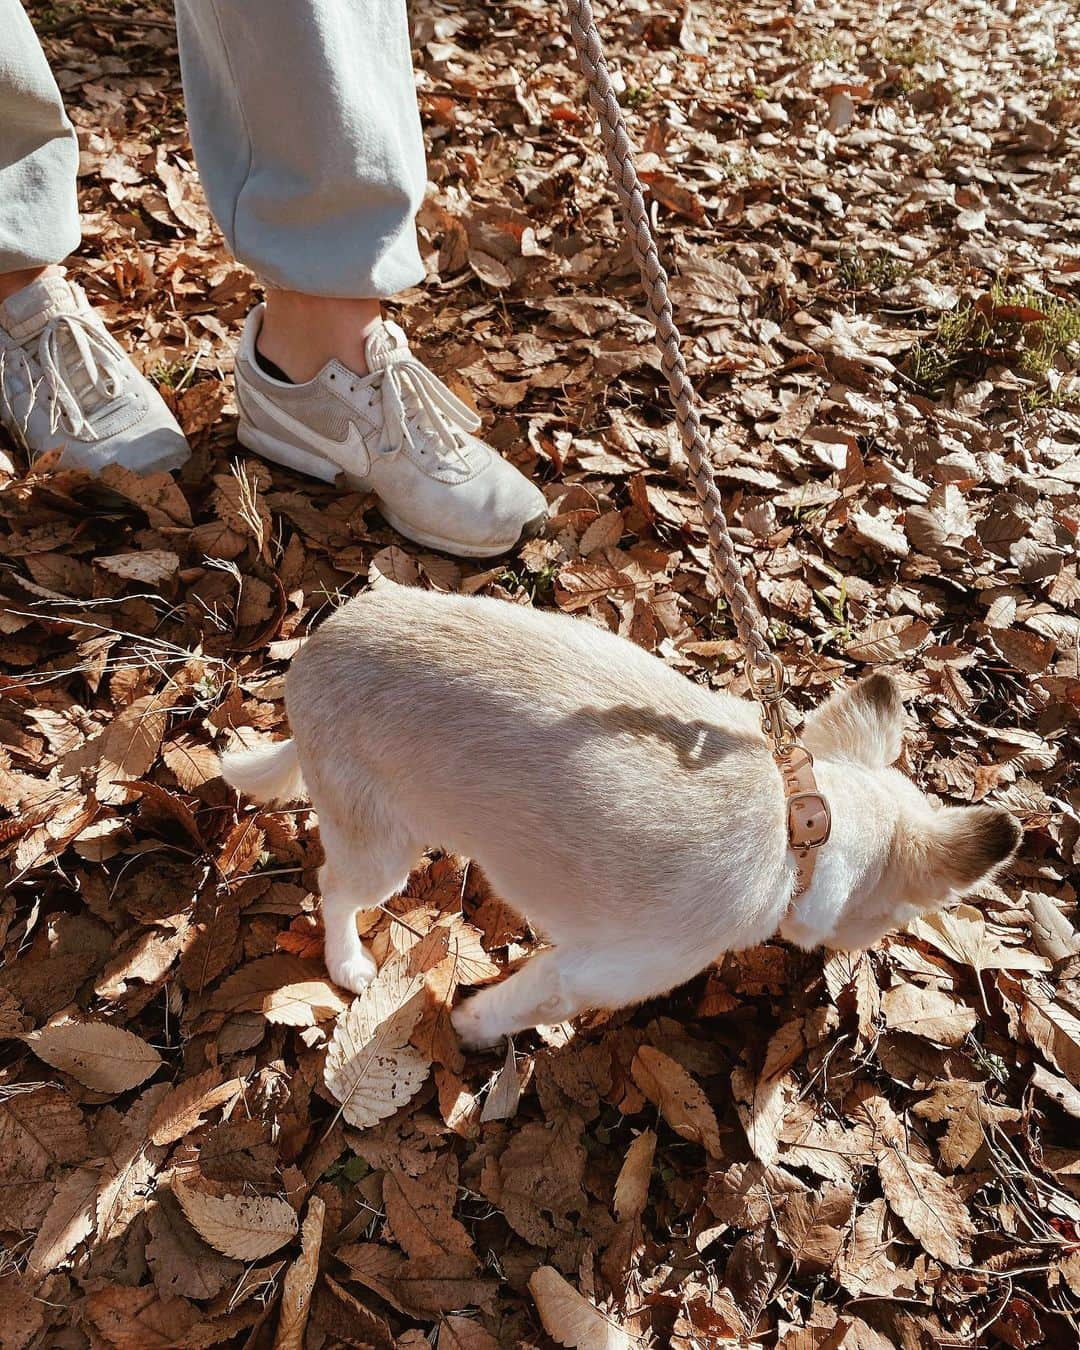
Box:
1, 0, 1079, 1346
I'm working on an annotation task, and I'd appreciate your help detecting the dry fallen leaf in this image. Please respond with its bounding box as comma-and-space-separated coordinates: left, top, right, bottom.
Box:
479, 1039, 521, 1123
880, 984, 977, 1047
27, 1165, 99, 1279
908, 905, 1050, 974
437, 1316, 501, 1350
528, 1265, 636, 1350
877, 1146, 976, 1266
613, 1129, 656, 1222
173, 1180, 299, 1261
2, 3, 1076, 1343
273, 1194, 325, 1350
148, 1070, 244, 1146
21, 1020, 162, 1093
631, 1046, 723, 1157
95, 550, 180, 585
324, 953, 430, 1128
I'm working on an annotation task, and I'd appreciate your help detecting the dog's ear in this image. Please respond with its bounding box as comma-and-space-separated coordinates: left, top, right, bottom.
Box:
801, 672, 905, 767
905, 804, 1021, 901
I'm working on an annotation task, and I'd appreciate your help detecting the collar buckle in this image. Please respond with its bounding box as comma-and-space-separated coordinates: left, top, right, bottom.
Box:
786, 789, 832, 849
775, 744, 831, 901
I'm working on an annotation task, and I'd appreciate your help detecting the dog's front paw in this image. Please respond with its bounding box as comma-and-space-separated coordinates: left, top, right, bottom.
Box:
326, 949, 378, 995
451, 996, 505, 1050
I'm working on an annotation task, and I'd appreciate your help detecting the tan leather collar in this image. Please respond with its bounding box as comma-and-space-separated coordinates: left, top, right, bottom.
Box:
775, 744, 831, 903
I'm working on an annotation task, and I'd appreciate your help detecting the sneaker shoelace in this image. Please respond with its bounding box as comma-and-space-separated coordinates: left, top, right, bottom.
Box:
375, 347, 482, 470
0, 310, 127, 445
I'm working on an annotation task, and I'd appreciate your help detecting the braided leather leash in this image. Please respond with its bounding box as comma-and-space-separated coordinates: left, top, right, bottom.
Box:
566, 0, 831, 896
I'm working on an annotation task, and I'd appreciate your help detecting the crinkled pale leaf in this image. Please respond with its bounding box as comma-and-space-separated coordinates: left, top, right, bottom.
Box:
707, 1160, 807, 1230
845, 616, 928, 663
775, 1183, 854, 1273
324, 954, 430, 1128
880, 984, 976, 1047
837, 1198, 915, 1300
59, 691, 169, 805
393, 909, 500, 987
22, 1020, 162, 1093
913, 1081, 1018, 1170
96, 550, 180, 585
731, 1064, 795, 1165
96, 1082, 169, 1245
369, 546, 421, 587
439, 914, 501, 985
336, 1242, 496, 1318
528, 1266, 635, 1350
382, 1159, 476, 1265
823, 950, 879, 1045
161, 733, 222, 790
849, 506, 909, 557
908, 905, 1050, 973
263, 977, 348, 1026
480, 1113, 588, 1247
146, 1192, 243, 1302
631, 1046, 722, 1156
1019, 990, 1080, 1088
173, 1180, 298, 1260
273, 1195, 325, 1350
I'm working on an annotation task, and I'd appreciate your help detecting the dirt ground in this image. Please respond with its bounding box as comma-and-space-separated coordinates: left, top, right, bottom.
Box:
1, 1, 1078, 1346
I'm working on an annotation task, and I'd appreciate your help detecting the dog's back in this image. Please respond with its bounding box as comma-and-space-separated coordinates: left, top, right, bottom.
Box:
284, 582, 786, 951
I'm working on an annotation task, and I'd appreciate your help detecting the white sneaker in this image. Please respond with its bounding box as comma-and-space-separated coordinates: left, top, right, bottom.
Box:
234, 305, 548, 558
0, 272, 189, 475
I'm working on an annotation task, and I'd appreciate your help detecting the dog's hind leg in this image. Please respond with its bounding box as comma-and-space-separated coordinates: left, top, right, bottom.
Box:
310, 787, 419, 994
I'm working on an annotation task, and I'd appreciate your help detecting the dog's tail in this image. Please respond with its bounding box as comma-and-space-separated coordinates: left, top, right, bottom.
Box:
219, 738, 305, 804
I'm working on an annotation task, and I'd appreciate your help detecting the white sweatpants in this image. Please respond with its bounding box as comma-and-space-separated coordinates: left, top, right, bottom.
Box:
0, 0, 428, 297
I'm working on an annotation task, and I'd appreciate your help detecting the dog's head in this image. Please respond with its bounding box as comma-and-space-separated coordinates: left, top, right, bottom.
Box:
788, 672, 1021, 951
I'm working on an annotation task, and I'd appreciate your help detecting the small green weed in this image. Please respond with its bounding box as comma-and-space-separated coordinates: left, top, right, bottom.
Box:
835, 248, 909, 293
796, 36, 857, 66
498, 562, 557, 602
620, 85, 653, 109
906, 284, 1080, 399
879, 38, 938, 67
151, 357, 200, 393
323, 1153, 370, 1189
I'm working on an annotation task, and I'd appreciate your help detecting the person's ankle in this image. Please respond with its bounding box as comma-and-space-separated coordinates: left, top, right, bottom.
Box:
0, 264, 58, 306
257, 290, 383, 384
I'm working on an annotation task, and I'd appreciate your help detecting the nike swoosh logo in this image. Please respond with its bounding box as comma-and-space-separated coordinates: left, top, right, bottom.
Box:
239, 379, 373, 477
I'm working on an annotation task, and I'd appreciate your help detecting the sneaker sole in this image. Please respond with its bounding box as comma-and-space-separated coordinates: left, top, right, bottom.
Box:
43, 442, 192, 476
378, 503, 548, 559
238, 418, 547, 559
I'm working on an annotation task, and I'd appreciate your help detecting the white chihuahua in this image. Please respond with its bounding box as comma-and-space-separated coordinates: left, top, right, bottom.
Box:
220, 584, 1020, 1048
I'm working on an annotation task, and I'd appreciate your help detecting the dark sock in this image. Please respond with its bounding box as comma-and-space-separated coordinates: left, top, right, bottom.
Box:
254, 342, 295, 384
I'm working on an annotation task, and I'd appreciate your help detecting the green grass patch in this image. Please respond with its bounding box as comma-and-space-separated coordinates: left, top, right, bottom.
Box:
498, 562, 558, 602
620, 85, 653, 109
879, 37, 938, 67
905, 284, 1080, 400
835, 248, 909, 294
